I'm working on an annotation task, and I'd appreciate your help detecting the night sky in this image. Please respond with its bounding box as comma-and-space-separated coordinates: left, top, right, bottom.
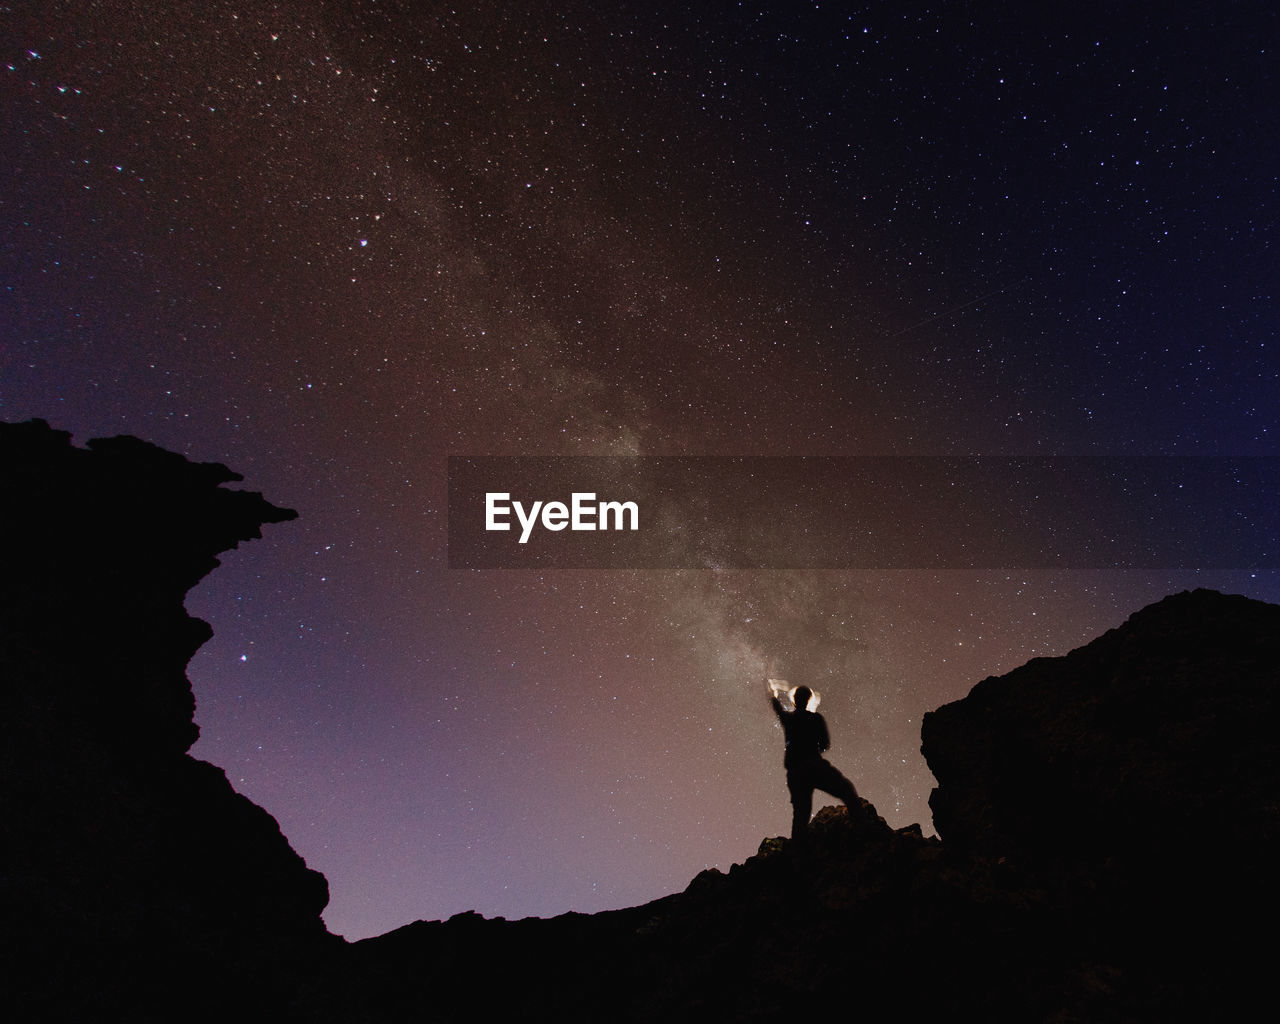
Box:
3, 1, 1277, 940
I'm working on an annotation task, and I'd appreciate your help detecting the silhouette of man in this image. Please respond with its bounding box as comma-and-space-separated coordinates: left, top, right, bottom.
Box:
770, 684, 860, 841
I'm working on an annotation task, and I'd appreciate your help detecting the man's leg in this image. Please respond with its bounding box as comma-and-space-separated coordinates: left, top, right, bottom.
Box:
787, 773, 814, 840
813, 759, 859, 810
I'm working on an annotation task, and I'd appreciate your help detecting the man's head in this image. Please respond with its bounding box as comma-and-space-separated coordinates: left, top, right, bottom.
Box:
792, 686, 812, 712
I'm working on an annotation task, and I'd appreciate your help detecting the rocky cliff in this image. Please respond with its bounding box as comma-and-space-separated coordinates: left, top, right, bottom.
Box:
1, 419, 332, 1022
923, 588, 1280, 868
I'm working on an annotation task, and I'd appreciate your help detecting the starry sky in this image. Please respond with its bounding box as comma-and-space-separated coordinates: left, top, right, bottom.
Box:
3, 1, 1277, 940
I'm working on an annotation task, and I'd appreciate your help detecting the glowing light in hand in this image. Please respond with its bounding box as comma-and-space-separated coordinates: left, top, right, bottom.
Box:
767, 677, 820, 711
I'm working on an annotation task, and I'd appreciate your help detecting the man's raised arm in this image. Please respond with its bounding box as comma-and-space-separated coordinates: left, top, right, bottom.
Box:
767, 679, 787, 722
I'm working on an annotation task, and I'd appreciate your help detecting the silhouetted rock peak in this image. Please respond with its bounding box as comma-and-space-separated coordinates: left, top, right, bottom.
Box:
1, 419, 327, 1022
2, 417, 296, 756
922, 588, 1280, 866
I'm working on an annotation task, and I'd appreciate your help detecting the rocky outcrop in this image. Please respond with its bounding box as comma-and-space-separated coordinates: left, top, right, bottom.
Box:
918, 587, 1280, 1020
922, 589, 1280, 870
333, 802, 1095, 1022
0, 419, 332, 1022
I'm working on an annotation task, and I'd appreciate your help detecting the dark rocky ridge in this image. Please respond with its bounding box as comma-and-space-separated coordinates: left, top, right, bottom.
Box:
4, 418, 1276, 1021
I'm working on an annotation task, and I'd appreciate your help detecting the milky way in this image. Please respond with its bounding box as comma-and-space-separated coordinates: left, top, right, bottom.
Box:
3, 1, 1277, 938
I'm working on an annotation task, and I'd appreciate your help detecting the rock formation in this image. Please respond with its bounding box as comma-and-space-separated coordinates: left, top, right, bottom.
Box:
923, 588, 1280, 867
0, 419, 332, 1022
